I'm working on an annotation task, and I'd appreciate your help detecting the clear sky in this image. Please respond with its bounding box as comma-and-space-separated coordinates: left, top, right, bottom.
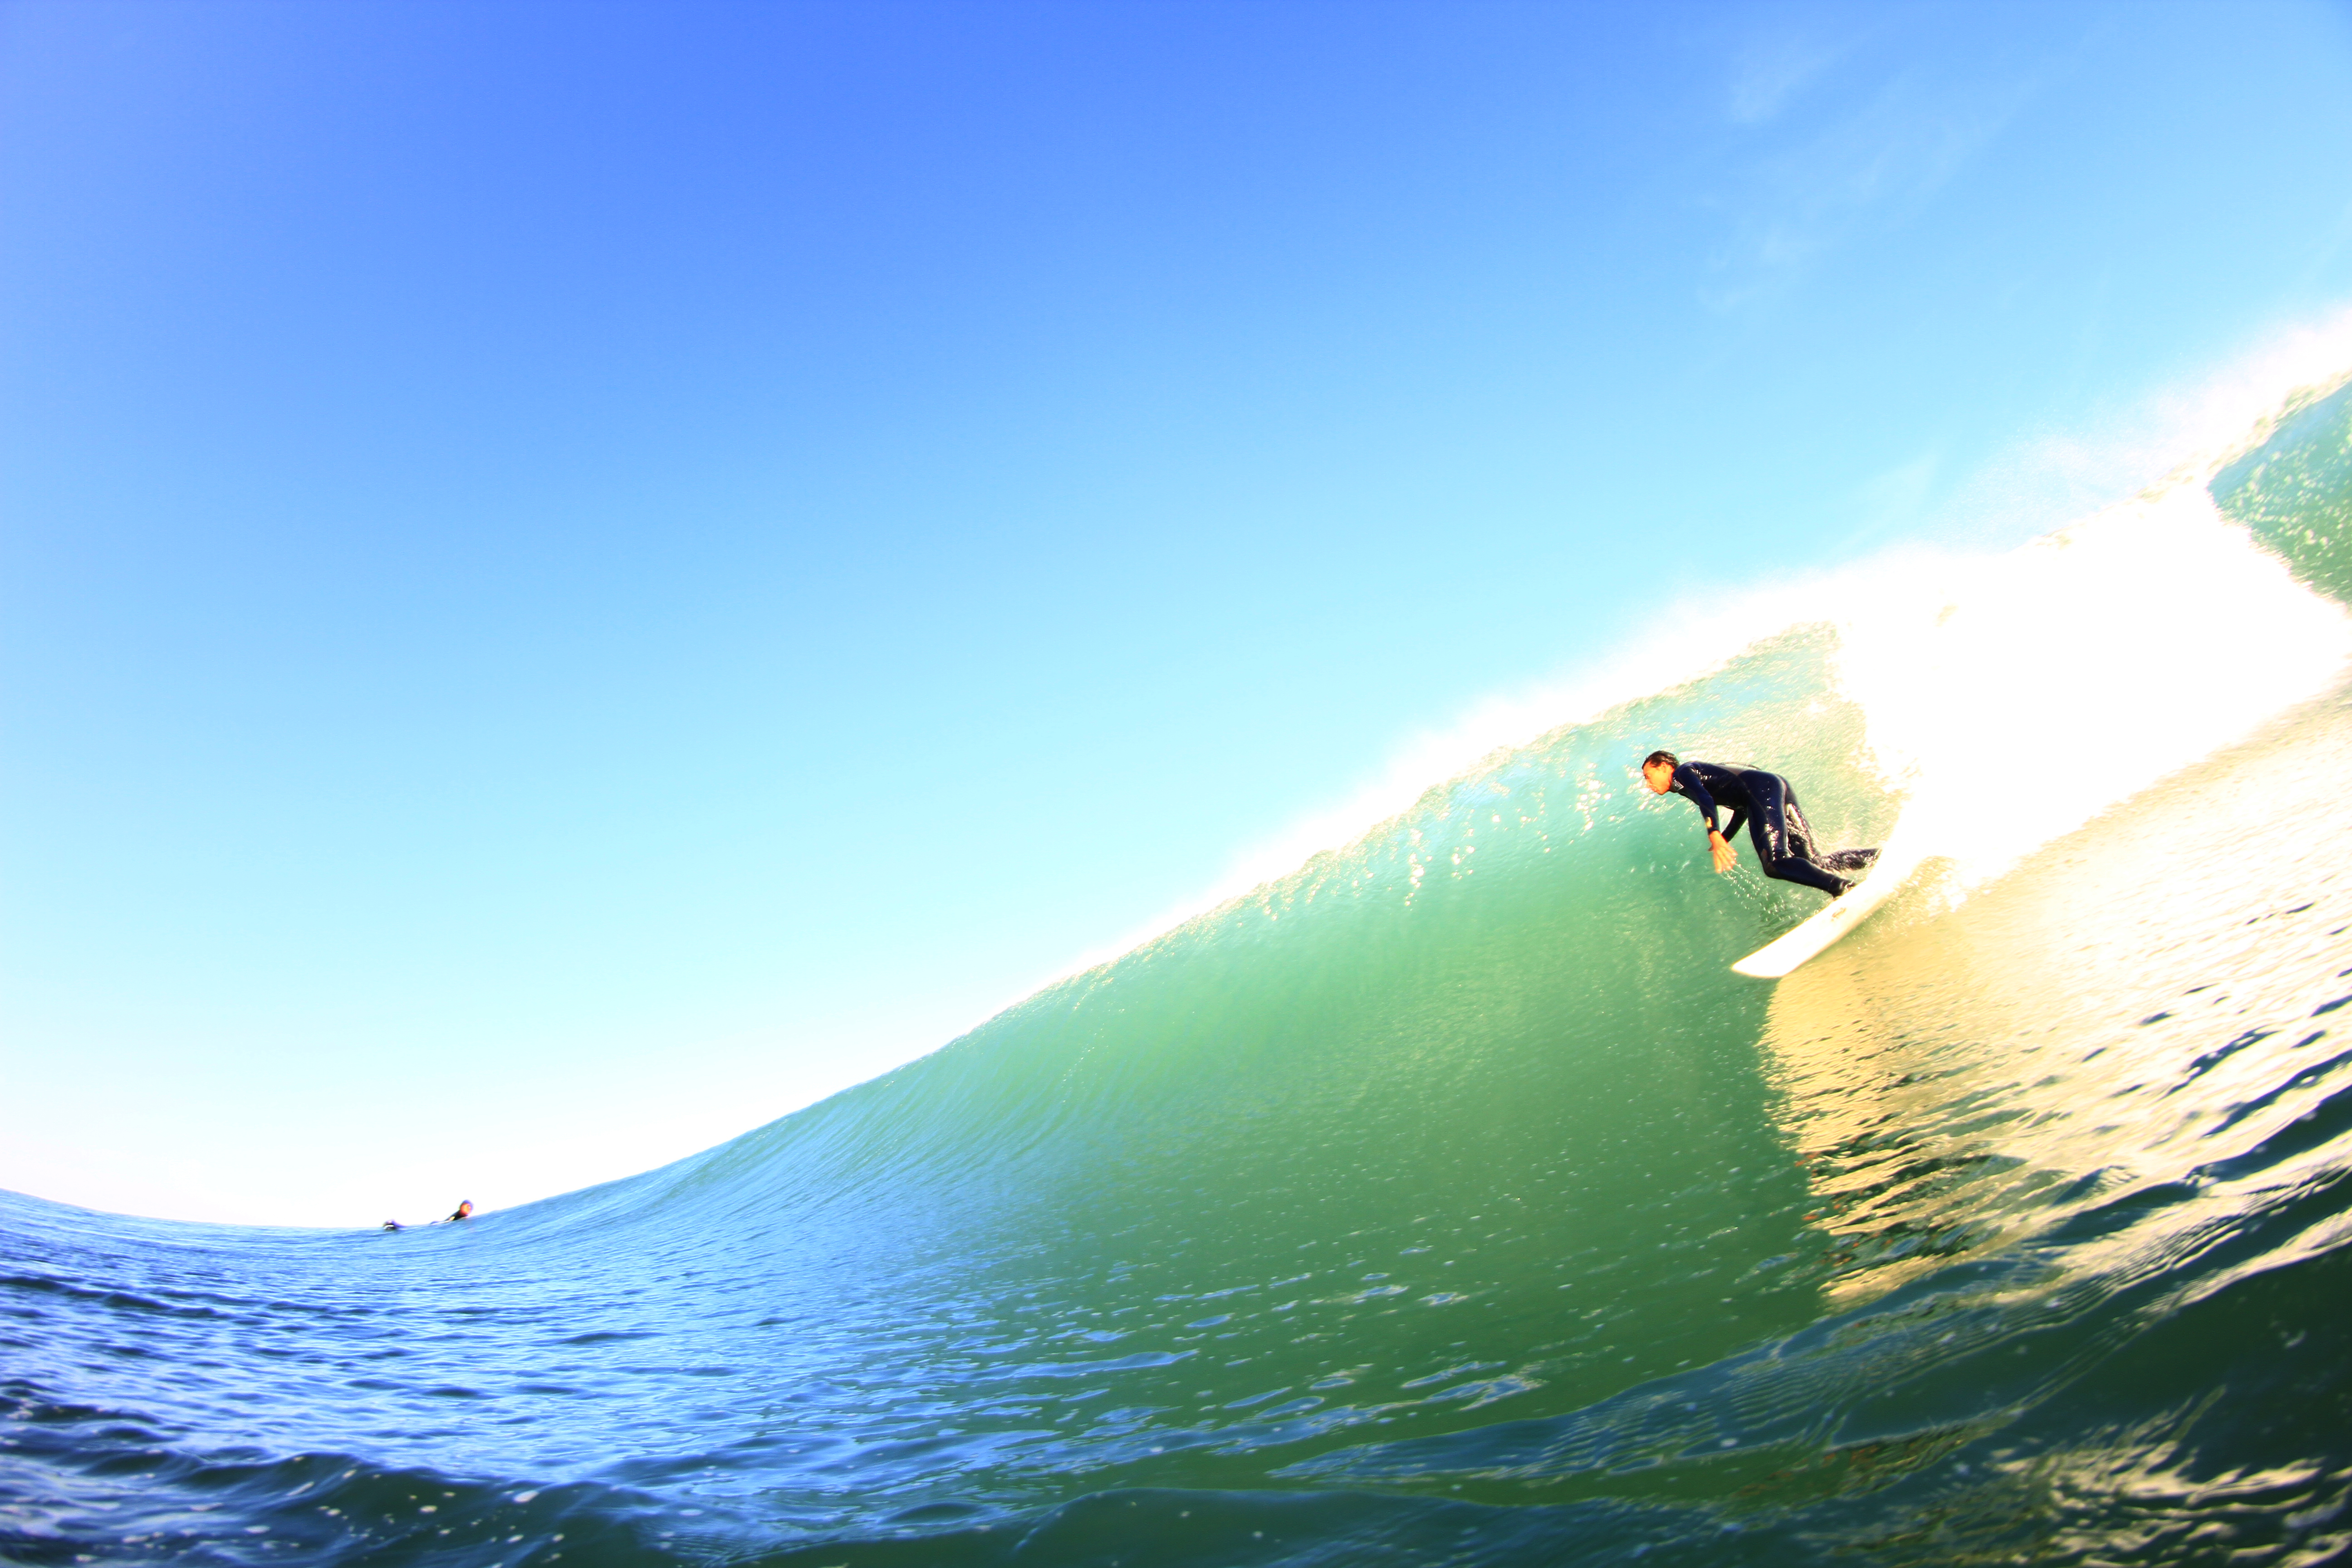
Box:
5, 0, 2351, 1226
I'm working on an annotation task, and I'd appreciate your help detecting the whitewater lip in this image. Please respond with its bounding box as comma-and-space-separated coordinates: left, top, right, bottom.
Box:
1021, 378, 2352, 1035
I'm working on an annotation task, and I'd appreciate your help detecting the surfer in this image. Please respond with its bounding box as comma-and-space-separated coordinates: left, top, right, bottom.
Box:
444, 1200, 474, 1222
1641, 751, 1877, 897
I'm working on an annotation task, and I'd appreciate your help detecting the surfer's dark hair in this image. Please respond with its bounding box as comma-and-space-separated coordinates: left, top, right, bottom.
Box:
1643, 750, 1677, 771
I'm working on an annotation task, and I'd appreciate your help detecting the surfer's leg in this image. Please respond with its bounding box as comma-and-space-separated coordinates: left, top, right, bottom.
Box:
1779, 783, 1877, 874
1773, 776, 1875, 888
1746, 773, 1852, 897
1779, 785, 1825, 862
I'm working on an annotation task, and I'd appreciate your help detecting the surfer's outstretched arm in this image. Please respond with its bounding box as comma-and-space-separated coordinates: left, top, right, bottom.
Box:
1643, 750, 1743, 875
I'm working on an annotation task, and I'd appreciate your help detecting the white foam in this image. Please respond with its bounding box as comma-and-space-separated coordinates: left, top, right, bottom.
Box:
1833, 480, 2352, 889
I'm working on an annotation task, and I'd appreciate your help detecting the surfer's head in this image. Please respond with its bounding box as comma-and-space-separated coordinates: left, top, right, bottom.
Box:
1641, 750, 1677, 793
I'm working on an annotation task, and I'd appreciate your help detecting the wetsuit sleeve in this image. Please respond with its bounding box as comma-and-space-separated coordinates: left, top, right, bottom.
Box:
1674, 776, 1720, 835
1720, 808, 1746, 842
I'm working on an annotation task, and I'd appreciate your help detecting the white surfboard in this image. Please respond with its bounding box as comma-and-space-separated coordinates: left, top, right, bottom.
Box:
1730, 824, 1925, 979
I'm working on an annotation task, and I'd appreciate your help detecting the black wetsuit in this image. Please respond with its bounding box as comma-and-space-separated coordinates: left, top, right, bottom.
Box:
1666, 761, 1877, 897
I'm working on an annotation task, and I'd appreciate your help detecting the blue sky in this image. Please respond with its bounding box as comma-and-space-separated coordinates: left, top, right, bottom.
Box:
5, 0, 2351, 1225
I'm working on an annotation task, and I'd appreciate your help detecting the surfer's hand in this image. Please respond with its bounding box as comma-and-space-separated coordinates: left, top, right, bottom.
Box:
1709, 831, 1736, 873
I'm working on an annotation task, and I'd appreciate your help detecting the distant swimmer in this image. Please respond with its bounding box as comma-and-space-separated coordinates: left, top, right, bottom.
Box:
444, 1200, 474, 1222
1642, 751, 1878, 897
382, 1220, 403, 1232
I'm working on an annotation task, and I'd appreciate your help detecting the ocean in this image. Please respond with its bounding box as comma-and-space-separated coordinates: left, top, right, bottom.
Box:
7, 375, 2352, 1567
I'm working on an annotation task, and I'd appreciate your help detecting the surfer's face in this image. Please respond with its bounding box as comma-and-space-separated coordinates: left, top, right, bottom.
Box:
1642, 762, 1673, 794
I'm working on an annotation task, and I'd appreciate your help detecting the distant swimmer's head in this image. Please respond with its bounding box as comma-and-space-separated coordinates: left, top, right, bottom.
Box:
1641, 750, 1678, 794
450, 1200, 474, 1221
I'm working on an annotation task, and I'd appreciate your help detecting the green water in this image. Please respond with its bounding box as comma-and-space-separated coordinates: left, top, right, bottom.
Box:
2217, 377, 2352, 600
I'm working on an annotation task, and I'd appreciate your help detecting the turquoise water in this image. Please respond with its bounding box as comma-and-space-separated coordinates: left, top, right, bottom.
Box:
7, 382, 2352, 1566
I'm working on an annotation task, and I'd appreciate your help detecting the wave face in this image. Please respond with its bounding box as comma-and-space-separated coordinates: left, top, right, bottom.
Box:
10, 382, 2352, 1568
